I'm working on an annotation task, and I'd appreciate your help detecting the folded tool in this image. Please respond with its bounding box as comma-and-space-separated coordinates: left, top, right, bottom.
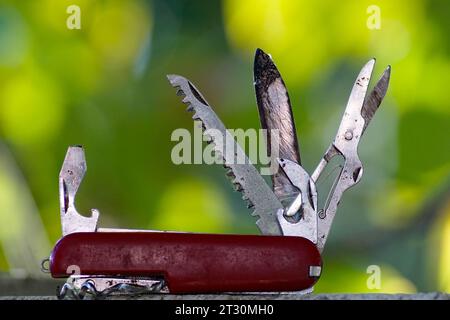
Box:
45, 49, 390, 299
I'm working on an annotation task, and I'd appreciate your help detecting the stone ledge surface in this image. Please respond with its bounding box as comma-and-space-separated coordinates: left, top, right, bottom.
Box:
0, 278, 448, 300
1, 293, 448, 300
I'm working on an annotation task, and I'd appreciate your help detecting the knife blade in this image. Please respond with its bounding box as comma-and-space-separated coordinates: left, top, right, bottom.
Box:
254, 49, 301, 202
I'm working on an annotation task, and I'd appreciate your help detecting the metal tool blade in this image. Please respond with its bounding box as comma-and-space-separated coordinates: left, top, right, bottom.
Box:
332, 58, 375, 155
168, 74, 283, 235
312, 59, 377, 251
254, 48, 301, 201
277, 158, 318, 243
59, 146, 99, 236
362, 65, 391, 133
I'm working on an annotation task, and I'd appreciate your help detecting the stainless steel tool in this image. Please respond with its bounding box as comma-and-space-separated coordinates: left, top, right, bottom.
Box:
46, 49, 390, 299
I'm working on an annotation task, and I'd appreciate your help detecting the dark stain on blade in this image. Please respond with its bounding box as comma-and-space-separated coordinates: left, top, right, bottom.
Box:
188, 82, 209, 106
254, 48, 301, 199
361, 65, 391, 134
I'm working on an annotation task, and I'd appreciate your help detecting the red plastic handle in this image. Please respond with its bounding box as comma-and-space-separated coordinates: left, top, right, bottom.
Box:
50, 232, 321, 293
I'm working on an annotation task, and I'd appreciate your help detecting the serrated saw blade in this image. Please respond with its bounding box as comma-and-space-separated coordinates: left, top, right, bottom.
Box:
168, 74, 283, 235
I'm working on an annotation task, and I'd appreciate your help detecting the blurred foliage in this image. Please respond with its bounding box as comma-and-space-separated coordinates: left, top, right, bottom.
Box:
0, 0, 448, 293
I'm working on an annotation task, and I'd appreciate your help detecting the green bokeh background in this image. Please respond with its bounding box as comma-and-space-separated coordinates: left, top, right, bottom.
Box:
0, 0, 449, 293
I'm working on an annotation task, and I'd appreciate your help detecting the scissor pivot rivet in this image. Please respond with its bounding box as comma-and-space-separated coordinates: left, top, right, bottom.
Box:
344, 130, 353, 140
318, 209, 326, 219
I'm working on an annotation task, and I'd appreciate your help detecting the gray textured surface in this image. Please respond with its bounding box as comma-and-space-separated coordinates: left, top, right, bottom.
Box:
1, 293, 449, 300
0, 278, 448, 300
0, 277, 63, 296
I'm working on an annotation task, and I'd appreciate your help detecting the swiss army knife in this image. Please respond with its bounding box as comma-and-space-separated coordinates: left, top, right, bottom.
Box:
44, 49, 390, 299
